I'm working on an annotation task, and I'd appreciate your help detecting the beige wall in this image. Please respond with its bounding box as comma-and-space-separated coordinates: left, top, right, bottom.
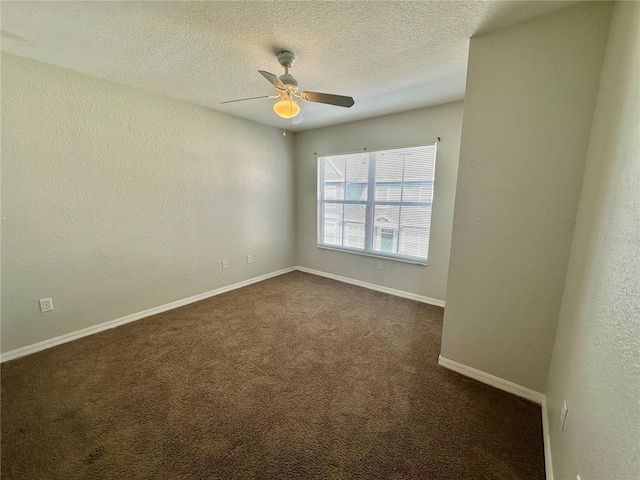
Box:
1, 53, 295, 353
440, 3, 613, 392
545, 2, 640, 478
295, 102, 463, 301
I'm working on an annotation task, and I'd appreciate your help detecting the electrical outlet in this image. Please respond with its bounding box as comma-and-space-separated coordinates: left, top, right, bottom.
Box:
560, 400, 569, 430
39, 298, 54, 313
376, 260, 382, 270
222, 259, 228, 269
247, 255, 252, 264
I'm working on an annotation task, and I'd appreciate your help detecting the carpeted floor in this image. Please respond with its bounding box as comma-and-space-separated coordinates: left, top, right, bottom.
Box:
1, 271, 545, 479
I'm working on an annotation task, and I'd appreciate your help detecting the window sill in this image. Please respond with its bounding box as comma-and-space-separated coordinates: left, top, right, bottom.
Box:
317, 244, 428, 266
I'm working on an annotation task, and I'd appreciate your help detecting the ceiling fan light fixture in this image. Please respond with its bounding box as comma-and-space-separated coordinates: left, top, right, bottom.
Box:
273, 98, 300, 119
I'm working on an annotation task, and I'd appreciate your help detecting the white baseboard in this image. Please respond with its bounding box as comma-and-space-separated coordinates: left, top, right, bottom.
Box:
541, 395, 554, 480
2, 266, 441, 362
437, 355, 544, 404
0, 267, 296, 363
294, 266, 445, 307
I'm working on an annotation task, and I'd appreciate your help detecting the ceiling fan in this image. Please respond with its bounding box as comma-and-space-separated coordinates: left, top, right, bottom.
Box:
221, 50, 355, 126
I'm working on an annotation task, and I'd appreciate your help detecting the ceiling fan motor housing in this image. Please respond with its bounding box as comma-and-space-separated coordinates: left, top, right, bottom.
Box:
279, 73, 299, 91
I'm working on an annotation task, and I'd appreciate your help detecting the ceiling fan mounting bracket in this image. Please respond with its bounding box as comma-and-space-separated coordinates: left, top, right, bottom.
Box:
276, 50, 296, 68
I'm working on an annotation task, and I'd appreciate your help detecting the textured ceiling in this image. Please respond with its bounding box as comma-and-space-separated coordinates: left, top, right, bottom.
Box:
1, 1, 575, 131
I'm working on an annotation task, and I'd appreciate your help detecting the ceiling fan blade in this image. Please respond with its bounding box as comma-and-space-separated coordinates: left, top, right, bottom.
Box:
220, 95, 272, 104
259, 70, 286, 91
300, 91, 354, 108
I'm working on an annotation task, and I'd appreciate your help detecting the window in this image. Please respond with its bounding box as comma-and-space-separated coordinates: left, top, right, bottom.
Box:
317, 144, 436, 264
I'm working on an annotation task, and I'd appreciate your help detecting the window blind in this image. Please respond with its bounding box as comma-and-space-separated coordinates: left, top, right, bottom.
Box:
318, 144, 436, 264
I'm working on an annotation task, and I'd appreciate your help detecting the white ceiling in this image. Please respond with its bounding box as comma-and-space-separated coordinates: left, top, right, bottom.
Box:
1, 1, 575, 131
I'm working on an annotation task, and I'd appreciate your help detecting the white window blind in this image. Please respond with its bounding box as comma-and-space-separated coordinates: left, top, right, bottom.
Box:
317, 144, 436, 264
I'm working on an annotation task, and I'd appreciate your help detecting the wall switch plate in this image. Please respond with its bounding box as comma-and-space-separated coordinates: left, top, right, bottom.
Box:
560, 400, 568, 430
222, 259, 228, 269
247, 255, 252, 264
39, 298, 54, 313
376, 261, 382, 270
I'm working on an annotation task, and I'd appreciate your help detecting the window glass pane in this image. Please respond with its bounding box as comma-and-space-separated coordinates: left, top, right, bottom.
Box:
403, 148, 434, 183
345, 154, 368, 201
398, 206, 431, 257
375, 151, 403, 202
343, 204, 366, 249
323, 157, 345, 200
402, 183, 433, 202
373, 205, 400, 253
323, 203, 343, 245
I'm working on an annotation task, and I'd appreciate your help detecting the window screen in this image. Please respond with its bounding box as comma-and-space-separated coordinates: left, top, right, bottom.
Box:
317, 144, 436, 264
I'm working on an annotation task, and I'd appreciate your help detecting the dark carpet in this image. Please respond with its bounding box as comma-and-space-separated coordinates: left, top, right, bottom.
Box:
1, 271, 545, 479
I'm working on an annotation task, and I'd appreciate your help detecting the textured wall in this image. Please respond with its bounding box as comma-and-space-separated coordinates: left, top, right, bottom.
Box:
544, 2, 640, 478
440, 3, 612, 392
295, 102, 463, 301
1, 53, 295, 353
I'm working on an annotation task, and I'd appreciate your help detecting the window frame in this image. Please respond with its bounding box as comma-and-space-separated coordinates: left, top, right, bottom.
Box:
316, 144, 436, 266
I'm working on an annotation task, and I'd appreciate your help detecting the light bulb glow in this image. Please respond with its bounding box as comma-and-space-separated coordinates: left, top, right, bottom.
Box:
273, 98, 300, 119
